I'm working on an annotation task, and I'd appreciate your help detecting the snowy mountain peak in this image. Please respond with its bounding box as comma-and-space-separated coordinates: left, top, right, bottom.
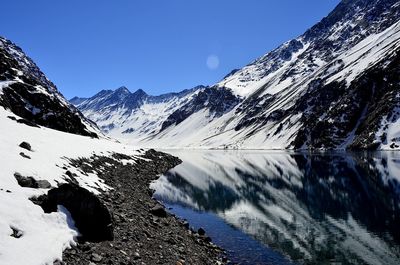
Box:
133, 88, 146, 94
218, 0, 400, 98
131, 88, 148, 98
115, 86, 130, 94
96, 89, 113, 96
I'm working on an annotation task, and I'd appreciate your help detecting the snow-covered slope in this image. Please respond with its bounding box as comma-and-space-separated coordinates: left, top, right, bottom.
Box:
72, 85, 240, 143
73, 0, 400, 150
0, 37, 99, 137
71, 86, 203, 141
0, 107, 148, 265
218, 0, 400, 98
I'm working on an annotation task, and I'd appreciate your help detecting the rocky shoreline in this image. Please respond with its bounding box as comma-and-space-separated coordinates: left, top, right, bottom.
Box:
55, 149, 227, 265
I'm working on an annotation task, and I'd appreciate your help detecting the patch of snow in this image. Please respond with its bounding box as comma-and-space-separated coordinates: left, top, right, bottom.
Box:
0, 81, 17, 95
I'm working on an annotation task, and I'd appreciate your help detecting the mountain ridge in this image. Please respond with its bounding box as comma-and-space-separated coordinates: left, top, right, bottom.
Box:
72, 0, 400, 150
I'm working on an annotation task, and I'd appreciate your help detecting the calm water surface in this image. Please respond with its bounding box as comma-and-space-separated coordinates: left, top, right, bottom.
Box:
151, 150, 400, 265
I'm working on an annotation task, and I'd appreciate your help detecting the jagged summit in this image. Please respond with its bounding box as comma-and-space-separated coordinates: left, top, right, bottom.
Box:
133, 88, 146, 95
115, 86, 130, 93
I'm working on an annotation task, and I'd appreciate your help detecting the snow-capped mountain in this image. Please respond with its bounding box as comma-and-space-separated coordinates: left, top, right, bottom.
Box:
71, 85, 240, 142
72, 0, 400, 150
0, 37, 99, 137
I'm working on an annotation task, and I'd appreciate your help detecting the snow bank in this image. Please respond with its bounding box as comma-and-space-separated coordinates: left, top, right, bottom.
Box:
0, 107, 143, 265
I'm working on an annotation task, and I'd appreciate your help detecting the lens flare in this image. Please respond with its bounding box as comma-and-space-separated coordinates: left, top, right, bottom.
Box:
206, 55, 219, 70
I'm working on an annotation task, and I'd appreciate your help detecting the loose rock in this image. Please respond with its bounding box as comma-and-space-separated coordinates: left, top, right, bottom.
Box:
19, 152, 31, 159
91, 253, 102, 262
150, 205, 167, 218
14, 173, 51, 189
10, 227, 23, 238
19, 141, 32, 151
198, 228, 206, 236
14, 173, 36, 188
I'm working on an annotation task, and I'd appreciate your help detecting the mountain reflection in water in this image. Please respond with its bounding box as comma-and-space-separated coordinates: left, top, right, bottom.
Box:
151, 150, 400, 265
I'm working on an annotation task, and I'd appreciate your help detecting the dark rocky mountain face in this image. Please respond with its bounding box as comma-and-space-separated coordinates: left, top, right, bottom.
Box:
0, 37, 98, 137
291, 50, 400, 150
160, 86, 241, 131
76, 86, 147, 115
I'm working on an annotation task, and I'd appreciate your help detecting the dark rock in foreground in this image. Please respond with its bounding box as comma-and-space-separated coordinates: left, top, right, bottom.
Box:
150, 205, 167, 218
19, 152, 31, 159
10, 226, 23, 238
19, 141, 32, 151
198, 227, 206, 236
40, 183, 114, 242
14, 172, 51, 189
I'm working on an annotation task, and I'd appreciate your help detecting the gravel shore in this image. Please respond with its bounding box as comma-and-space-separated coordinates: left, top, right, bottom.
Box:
57, 149, 227, 265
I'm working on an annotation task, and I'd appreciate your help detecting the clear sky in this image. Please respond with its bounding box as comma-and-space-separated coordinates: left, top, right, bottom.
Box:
1, 0, 339, 99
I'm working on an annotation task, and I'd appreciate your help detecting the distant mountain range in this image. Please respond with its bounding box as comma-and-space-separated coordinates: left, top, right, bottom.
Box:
71, 0, 400, 150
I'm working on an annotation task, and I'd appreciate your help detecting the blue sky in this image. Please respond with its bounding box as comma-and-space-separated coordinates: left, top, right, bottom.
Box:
1, 0, 339, 98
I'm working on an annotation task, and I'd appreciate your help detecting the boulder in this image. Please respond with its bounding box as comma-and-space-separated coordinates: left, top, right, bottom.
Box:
19, 152, 31, 159
182, 220, 189, 229
91, 253, 103, 262
10, 227, 23, 238
40, 183, 114, 242
14, 173, 36, 188
36, 180, 52, 189
14, 173, 51, 189
19, 141, 31, 151
198, 227, 206, 236
150, 205, 167, 218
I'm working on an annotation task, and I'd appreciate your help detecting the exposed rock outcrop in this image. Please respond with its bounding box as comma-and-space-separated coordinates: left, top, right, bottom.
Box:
39, 183, 114, 242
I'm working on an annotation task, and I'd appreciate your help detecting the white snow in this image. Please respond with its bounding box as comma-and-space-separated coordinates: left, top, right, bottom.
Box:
0, 107, 144, 265
217, 40, 310, 97
327, 20, 400, 85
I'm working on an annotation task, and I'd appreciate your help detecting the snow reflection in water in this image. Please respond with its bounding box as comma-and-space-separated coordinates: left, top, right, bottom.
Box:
151, 150, 400, 265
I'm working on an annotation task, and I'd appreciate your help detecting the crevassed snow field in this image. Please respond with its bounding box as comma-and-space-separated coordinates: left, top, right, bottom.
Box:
0, 107, 143, 265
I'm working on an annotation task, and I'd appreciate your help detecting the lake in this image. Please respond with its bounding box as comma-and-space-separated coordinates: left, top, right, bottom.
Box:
151, 150, 400, 265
